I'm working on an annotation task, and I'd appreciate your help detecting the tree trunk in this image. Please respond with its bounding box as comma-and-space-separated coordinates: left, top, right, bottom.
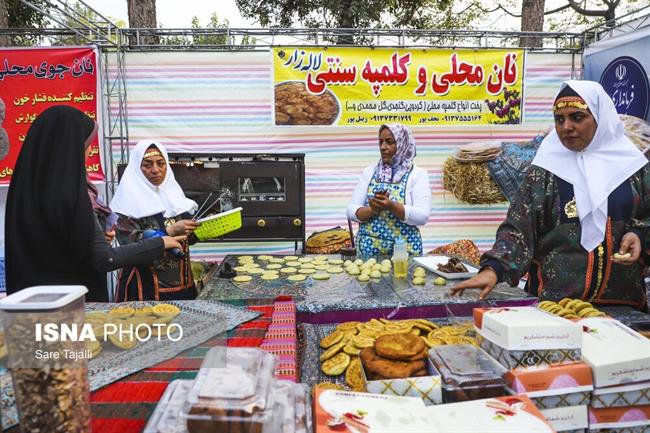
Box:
0, 0, 9, 47
127, 0, 158, 46
336, 0, 354, 45
520, 0, 545, 48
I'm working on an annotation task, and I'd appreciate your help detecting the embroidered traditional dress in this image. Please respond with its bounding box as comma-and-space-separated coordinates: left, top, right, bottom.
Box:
111, 140, 199, 301
482, 165, 650, 308
115, 212, 197, 301
482, 80, 649, 309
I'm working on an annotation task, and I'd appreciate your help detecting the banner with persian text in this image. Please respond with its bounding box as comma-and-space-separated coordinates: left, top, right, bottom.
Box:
0, 47, 103, 183
273, 47, 525, 127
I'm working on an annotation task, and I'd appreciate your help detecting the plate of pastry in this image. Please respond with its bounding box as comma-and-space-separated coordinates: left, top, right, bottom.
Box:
413, 255, 478, 279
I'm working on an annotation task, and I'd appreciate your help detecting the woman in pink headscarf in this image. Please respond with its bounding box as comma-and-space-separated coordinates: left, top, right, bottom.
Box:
347, 123, 432, 256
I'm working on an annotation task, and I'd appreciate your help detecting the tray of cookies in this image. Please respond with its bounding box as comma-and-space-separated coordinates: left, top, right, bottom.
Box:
312, 318, 479, 404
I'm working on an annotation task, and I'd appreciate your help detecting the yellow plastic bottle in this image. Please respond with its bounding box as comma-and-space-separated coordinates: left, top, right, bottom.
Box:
392, 238, 408, 278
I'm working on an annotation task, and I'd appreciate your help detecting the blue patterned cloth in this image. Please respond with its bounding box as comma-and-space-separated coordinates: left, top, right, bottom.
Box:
486, 134, 546, 202
357, 168, 423, 255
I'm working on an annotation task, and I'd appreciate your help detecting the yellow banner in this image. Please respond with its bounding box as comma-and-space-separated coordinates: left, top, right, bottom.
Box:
273, 47, 525, 126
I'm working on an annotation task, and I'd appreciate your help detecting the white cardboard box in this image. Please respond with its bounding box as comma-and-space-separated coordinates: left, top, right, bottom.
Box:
580, 318, 650, 388
474, 307, 582, 351
426, 395, 555, 433
313, 388, 434, 433
541, 405, 588, 431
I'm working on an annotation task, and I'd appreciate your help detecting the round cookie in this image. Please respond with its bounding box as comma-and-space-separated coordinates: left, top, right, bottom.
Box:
261, 273, 280, 280
288, 274, 307, 282
319, 340, 346, 362
284, 255, 299, 260
336, 321, 361, 332
412, 276, 426, 285
299, 263, 315, 269
286, 261, 301, 267
266, 264, 282, 270
359, 347, 425, 379
374, 333, 425, 360
280, 267, 298, 274
322, 352, 351, 376
247, 268, 263, 275
357, 274, 370, 282
320, 330, 344, 348
314, 382, 345, 391
413, 267, 426, 277
370, 270, 382, 278
345, 357, 365, 391
312, 273, 330, 280
327, 267, 344, 274
298, 257, 313, 263
232, 275, 252, 283
299, 268, 316, 274
328, 259, 344, 265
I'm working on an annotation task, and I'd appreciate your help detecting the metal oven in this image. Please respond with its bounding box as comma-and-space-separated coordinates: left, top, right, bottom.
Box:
166, 153, 305, 245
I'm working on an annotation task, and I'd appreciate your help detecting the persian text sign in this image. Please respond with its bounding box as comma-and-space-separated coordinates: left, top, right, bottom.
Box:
273, 47, 524, 127
0, 47, 103, 183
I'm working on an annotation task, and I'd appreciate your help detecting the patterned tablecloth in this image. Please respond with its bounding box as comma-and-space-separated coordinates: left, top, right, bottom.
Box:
200, 255, 537, 323
3, 297, 298, 433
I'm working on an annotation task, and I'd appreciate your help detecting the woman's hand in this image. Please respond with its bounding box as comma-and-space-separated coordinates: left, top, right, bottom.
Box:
449, 268, 498, 300
368, 191, 393, 212
166, 219, 199, 236
162, 235, 186, 250
612, 232, 642, 266
104, 229, 116, 243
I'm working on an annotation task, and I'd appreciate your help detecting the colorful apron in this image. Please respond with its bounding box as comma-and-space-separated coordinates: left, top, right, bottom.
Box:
357, 167, 423, 256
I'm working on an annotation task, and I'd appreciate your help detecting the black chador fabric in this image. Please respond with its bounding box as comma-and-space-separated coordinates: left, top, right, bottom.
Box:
4, 106, 104, 299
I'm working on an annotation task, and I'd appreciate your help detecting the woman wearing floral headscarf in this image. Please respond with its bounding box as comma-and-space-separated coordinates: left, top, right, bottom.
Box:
347, 123, 431, 256
452, 80, 650, 309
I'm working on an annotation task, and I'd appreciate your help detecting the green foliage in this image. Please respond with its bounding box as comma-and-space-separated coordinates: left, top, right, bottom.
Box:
6, 0, 50, 46
234, 0, 485, 43
161, 12, 256, 48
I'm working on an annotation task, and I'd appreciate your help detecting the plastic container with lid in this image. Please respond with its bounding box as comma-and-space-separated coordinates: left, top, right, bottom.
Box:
429, 344, 507, 403
0, 285, 91, 433
181, 347, 276, 433
293, 382, 311, 433
264, 380, 295, 433
143, 380, 193, 433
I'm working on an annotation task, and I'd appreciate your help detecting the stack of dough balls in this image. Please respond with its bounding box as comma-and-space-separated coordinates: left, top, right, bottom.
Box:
318, 318, 478, 391
344, 258, 391, 282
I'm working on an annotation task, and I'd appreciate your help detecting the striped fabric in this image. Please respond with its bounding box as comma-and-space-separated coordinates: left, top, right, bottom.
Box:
260, 298, 298, 381
88, 298, 280, 433
108, 51, 579, 261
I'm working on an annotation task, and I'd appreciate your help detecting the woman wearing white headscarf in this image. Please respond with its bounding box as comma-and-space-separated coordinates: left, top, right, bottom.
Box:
452, 80, 649, 309
347, 123, 431, 256
111, 140, 199, 301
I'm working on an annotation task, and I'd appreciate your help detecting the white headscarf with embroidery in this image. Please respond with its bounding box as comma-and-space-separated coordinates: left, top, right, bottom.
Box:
532, 80, 647, 252
110, 140, 197, 219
